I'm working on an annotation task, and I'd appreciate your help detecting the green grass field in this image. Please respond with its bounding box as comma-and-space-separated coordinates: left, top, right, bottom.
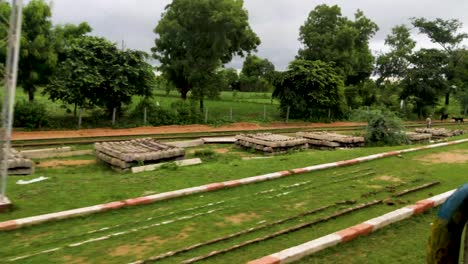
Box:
0, 136, 467, 263
13, 88, 284, 130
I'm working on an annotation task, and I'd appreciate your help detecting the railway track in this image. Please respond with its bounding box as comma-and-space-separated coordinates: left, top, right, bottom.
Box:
12, 122, 465, 148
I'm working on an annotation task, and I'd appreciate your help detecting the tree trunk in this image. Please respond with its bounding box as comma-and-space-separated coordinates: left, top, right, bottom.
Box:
445, 92, 450, 106
28, 87, 34, 101
199, 99, 204, 111
179, 83, 190, 100
74, 103, 77, 117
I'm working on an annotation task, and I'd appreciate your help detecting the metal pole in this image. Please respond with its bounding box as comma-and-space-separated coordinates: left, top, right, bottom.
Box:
464, 223, 468, 264
230, 107, 232, 122
204, 108, 208, 123
286, 106, 290, 123
1, 0, 23, 202
263, 105, 266, 121
143, 107, 147, 125
112, 107, 116, 126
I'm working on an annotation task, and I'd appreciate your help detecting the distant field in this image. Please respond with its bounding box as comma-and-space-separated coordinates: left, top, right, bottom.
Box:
12, 88, 284, 129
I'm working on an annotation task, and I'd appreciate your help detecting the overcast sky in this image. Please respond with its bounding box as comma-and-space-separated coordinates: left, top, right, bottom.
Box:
49, 0, 468, 70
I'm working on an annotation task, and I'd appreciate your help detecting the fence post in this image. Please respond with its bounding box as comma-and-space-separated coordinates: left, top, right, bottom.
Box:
78, 108, 82, 129
230, 107, 233, 122
112, 108, 116, 126
286, 106, 290, 123
204, 107, 208, 123
143, 107, 147, 126
263, 105, 266, 121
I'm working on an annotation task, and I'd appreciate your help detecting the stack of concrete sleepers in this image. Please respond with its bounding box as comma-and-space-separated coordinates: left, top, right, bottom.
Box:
8, 148, 35, 175
414, 128, 464, 138
95, 138, 185, 172
296, 131, 365, 149
235, 133, 308, 155
406, 132, 431, 143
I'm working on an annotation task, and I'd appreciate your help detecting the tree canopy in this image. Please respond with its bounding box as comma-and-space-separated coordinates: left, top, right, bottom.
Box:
44, 36, 156, 116
19, 0, 57, 101
240, 55, 275, 92
152, 0, 260, 108
298, 4, 378, 85
273, 60, 345, 120
376, 25, 416, 83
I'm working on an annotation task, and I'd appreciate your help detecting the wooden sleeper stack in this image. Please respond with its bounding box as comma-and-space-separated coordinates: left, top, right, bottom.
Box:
297, 132, 365, 149
235, 133, 308, 154
95, 138, 185, 172
7, 148, 34, 175
405, 132, 431, 143
414, 128, 464, 138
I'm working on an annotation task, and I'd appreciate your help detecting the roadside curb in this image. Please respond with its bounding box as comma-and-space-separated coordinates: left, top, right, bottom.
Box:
247, 190, 455, 264
0, 138, 466, 231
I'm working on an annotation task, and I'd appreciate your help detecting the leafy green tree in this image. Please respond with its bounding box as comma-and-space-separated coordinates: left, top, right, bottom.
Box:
152, 0, 260, 110
19, 0, 57, 101
53, 22, 92, 61
239, 55, 275, 92
376, 25, 416, 83
412, 18, 468, 106
217, 68, 239, 91
272, 60, 345, 120
45, 36, 156, 116
298, 4, 378, 85
400, 49, 449, 118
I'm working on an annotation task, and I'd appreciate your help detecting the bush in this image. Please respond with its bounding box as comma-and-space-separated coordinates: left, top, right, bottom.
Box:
131, 98, 174, 126
171, 100, 202, 124
364, 110, 408, 146
14, 100, 48, 129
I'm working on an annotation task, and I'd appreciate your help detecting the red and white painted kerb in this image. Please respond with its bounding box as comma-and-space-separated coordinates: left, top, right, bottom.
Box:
247, 190, 456, 264
0, 139, 466, 231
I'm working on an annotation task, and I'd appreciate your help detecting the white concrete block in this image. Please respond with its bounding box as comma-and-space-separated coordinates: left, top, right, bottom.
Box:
201, 137, 237, 143
427, 190, 456, 206
364, 207, 414, 230
273, 234, 342, 263
166, 139, 204, 148
131, 158, 202, 173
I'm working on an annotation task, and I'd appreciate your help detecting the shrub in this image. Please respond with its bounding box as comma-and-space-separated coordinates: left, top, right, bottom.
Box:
171, 100, 202, 124
364, 110, 408, 146
14, 100, 48, 129
194, 149, 217, 161
131, 98, 174, 126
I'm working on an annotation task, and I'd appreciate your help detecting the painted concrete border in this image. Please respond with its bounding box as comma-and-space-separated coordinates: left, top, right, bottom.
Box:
0, 139, 466, 231
247, 190, 456, 264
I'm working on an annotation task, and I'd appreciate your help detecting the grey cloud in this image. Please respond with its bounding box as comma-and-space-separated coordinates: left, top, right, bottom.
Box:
49, 0, 468, 70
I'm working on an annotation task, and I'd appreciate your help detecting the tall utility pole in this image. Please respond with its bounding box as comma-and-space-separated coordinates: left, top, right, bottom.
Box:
0, 0, 23, 210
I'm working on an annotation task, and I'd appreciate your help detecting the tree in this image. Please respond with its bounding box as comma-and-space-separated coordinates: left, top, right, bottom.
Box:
53, 22, 92, 61
218, 68, 239, 91
400, 49, 449, 118
152, 0, 260, 110
412, 18, 468, 106
376, 25, 416, 83
298, 5, 378, 85
239, 54, 275, 92
44, 36, 156, 116
272, 60, 345, 120
19, 0, 57, 101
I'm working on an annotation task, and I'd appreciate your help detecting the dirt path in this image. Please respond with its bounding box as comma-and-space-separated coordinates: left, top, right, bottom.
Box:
12, 121, 367, 141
